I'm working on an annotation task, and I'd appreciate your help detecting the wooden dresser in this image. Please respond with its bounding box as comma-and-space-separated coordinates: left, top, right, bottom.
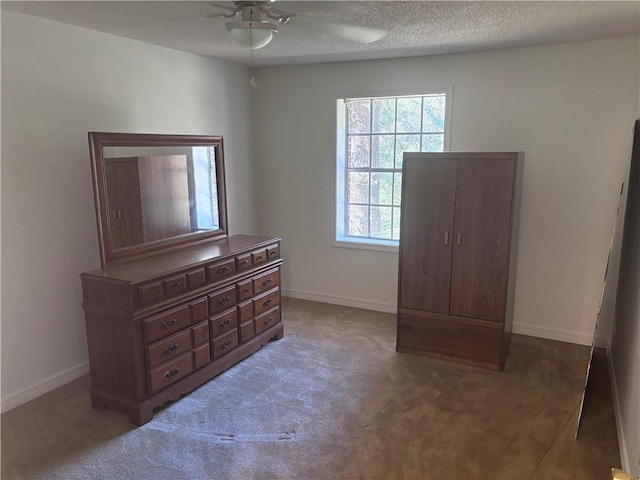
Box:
81, 234, 283, 425
397, 152, 522, 370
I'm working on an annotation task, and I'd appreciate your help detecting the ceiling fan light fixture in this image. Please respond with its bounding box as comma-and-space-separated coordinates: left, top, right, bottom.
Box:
226, 20, 277, 49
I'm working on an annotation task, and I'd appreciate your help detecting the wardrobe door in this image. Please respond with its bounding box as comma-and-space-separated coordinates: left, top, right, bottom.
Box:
399, 158, 457, 314
450, 158, 515, 322
105, 158, 144, 250
137, 155, 192, 243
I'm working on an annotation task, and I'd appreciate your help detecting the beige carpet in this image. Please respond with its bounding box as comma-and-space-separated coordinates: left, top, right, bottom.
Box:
1, 298, 619, 479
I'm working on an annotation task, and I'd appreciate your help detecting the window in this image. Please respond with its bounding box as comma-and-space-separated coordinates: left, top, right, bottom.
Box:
336, 92, 450, 248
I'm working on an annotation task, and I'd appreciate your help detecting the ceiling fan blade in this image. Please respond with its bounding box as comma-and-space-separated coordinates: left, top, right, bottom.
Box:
272, 2, 363, 13
290, 14, 387, 44
209, 2, 239, 14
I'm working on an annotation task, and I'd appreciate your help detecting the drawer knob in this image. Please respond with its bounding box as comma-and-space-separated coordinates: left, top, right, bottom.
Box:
164, 368, 180, 379
263, 299, 272, 306
220, 319, 231, 328
263, 279, 272, 286
263, 317, 273, 325
219, 296, 230, 305
164, 343, 179, 354
174, 281, 182, 287
221, 340, 232, 349
270, 251, 277, 257
162, 319, 178, 329
217, 266, 230, 275
242, 289, 250, 294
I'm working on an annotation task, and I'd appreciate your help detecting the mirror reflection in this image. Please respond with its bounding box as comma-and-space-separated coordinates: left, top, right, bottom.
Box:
88, 132, 228, 267
103, 145, 220, 250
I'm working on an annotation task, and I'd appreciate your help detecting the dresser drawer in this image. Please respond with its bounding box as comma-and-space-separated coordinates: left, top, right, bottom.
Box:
266, 244, 280, 261
206, 259, 236, 283
251, 248, 268, 266
255, 307, 281, 335
211, 329, 238, 359
239, 320, 255, 343
162, 273, 187, 297
139, 281, 163, 305
189, 297, 208, 324
208, 285, 237, 316
193, 343, 211, 370
148, 352, 194, 395
186, 268, 206, 288
146, 330, 192, 369
143, 305, 190, 344
236, 253, 253, 272
237, 279, 253, 301
191, 320, 209, 346
210, 308, 238, 339
253, 288, 280, 316
253, 268, 280, 295
237, 300, 253, 324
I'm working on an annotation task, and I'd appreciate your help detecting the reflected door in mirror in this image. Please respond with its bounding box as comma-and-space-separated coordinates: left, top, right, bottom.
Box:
106, 155, 191, 249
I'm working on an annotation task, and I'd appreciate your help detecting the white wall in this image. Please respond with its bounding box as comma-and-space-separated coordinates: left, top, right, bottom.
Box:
252, 36, 639, 346
1, 12, 256, 410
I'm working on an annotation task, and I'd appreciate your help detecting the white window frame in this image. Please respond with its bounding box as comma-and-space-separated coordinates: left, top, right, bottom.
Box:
334, 87, 452, 252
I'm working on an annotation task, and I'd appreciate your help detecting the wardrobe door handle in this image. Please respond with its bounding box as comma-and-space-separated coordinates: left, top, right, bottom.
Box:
444, 232, 449, 246
456, 233, 462, 246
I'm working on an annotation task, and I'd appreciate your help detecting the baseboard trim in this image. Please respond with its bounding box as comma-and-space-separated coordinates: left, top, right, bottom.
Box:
1, 362, 90, 413
282, 289, 595, 346
510, 323, 594, 346
282, 288, 396, 314
607, 350, 631, 474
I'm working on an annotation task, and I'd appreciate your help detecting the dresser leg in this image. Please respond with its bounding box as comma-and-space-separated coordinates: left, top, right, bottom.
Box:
271, 324, 284, 341
129, 407, 153, 427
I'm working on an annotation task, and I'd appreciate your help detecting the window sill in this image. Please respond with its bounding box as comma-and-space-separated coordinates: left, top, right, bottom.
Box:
332, 240, 399, 253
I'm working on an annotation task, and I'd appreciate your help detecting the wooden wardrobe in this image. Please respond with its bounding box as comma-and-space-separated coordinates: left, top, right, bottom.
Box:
396, 152, 523, 370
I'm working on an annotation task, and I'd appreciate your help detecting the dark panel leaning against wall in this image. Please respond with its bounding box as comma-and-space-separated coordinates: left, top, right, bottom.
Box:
610, 119, 640, 476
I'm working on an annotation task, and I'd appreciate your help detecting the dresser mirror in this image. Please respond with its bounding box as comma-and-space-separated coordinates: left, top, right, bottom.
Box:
88, 132, 228, 267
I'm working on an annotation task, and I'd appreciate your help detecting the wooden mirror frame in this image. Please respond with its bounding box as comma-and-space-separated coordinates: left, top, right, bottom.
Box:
88, 132, 228, 267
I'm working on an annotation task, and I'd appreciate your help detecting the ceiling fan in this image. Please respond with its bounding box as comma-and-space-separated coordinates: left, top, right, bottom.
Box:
213, 1, 388, 49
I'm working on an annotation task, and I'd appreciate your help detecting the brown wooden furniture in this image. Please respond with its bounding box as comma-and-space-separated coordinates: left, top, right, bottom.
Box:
396, 152, 523, 370
81, 133, 283, 425
81, 234, 283, 425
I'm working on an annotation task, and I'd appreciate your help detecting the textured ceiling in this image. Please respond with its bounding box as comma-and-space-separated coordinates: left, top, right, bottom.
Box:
3, 1, 639, 67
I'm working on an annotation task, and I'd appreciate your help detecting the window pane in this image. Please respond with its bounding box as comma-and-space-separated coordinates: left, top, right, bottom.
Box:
338, 93, 448, 245
395, 134, 421, 169
396, 97, 422, 133
347, 135, 370, 168
392, 206, 401, 240
393, 173, 402, 206
423, 95, 446, 132
371, 135, 395, 169
370, 206, 392, 239
422, 134, 444, 152
348, 171, 370, 204
347, 100, 370, 134
348, 204, 369, 237
372, 98, 396, 134
371, 172, 393, 205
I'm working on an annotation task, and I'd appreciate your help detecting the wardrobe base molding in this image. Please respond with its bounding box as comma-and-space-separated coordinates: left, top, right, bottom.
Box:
397, 312, 510, 371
